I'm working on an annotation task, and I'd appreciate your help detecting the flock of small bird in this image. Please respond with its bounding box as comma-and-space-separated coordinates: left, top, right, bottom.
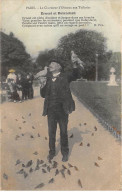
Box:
2, 113, 103, 190
14, 158, 83, 189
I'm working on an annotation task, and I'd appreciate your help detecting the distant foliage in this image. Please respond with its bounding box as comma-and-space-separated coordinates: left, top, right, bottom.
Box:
36, 30, 115, 80
1, 31, 32, 76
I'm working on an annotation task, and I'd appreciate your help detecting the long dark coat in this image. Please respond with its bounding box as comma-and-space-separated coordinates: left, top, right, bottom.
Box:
41, 68, 82, 116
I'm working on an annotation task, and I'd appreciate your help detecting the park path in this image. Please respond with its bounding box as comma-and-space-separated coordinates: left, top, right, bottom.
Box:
0, 87, 122, 190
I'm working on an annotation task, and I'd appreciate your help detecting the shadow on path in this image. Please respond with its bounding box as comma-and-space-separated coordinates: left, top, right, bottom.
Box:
56, 127, 91, 158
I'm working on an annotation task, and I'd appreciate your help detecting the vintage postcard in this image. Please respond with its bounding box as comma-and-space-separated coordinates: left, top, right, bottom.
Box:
0, 0, 121, 191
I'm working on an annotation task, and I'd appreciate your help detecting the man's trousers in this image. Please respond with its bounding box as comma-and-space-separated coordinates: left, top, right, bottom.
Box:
47, 107, 69, 157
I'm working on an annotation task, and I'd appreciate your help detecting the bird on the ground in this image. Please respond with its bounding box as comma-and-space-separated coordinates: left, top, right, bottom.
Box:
94, 126, 97, 131
42, 168, 47, 173
74, 166, 79, 171
62, 165, 67, 169
19, 127, 22, 129
15, 159, 21, 165
24, 171, 28, 178
42, 164, 47, 167
28, 113, 31, 116
78, 179, 82, 188
48, 178, 54, 184
3, 173, 8, 180
45, 137, 47, 140
68, 163, 73, 168
91, 133, 94, 136
84, 123, 87, 125
69, 133, 73, 138
22, 116, 25, 119
26, 160, 33, 168
55, 169, 59, 176
79, 142, 83, 146
32, 126, 35, 129
35, 165, 40, 171
22, 164, 26, 167
52, 161, 58, 168
98, 156, 103, 160
60, 169, 65, 178
94, 162, 100, 167
30, 135, 34, 138
33, 151, 38, 155
16, 169, 24, 174
67, 169, 71, 175
87, 143, 90, 147
23, 121, 26, 123
29, 168, 33, 173
38, 133, 40, 137
37, 159, 44, 166
47, 166, 51, 172
35, 183, 45, 189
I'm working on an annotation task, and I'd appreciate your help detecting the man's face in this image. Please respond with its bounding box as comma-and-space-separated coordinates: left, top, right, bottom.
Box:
49, 62, 61, 73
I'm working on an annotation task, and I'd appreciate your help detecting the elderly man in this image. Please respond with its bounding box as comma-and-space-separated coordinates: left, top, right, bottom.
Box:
39, 60, 83, 162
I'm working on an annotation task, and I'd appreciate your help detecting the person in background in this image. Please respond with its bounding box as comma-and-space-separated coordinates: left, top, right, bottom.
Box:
6, 69, 19, 102
16, 73, 23, 102
28, 72, 34, 99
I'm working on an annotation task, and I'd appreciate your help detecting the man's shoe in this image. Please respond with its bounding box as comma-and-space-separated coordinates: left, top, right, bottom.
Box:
47, 154, 55, 161
62, 155, 68, 162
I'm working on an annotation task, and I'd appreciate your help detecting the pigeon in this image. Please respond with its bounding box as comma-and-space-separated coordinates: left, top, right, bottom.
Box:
3, 173, 8, 180
23, 121, 26, 123
94, 162, 100, 167
47, 166, 51, 172
67, 169, 71, 175
28, 113, 31, 116
91, 133, 94, 136
33, 151, 38, 155
0, 129, 3, 133
15, 119, 18, 121
38, 133, 40, 137
87, 143, 90, 147
32, 126, 35, 129
15, 135, 20, 140
17, 169, 24, 174
68, 163, 73, 168
15, 159, 21, 165
84, 123, 87, 125
35, 183, 45, 189
98, 156, 103, 160
45, 137, 47, 140
55, 169, 59, 176
42, 169, 47, 173
24, 171, 28, 178
26, 160, 33, 168
60, 169, 65, 178
35, 165, 40, 171
48, 178, 54, 184
79, 142, 83, 146
30, 135, 34, 138
19, 127, 22, 129
37, 159, 44, 166
22, 164, 26, 167
69, 133, 73, 138
79, 123, 82, 126
29, 168, 33, 173
22, 116, 25, 119
94, 126, 97, 131
62, 165, 67, 169
52, 161, 58, 168
74, 166, 79, 171
21, 133, 24, 136
78, 179, 82, 188
42, 164, 47, 168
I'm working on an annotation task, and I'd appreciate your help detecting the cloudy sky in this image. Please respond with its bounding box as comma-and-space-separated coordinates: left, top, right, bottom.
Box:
1, 0, 121, 57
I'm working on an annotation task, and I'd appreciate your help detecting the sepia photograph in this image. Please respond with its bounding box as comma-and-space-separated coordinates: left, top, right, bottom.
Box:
0, 0, 121, 191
